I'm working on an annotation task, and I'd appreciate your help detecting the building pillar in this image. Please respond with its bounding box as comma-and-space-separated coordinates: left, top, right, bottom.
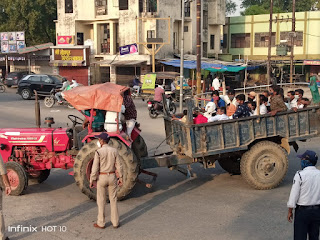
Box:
94, 23, 99, 55
110, 64, 116, 83
110, 22, 117, 55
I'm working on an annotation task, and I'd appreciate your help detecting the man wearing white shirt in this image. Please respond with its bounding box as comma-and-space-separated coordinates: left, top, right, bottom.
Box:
287, 91, 298, 110
287, 150, 320, 240
253, 95, 268, 115
208, 107, 229, 122
212, 75, 220, 91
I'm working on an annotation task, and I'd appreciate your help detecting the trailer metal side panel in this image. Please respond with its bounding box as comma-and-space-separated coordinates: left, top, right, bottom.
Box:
164, 107, 320, 159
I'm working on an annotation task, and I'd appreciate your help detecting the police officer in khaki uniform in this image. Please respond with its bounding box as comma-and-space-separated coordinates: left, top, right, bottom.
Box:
0, 155, 12, 240
90, 133, 123, 229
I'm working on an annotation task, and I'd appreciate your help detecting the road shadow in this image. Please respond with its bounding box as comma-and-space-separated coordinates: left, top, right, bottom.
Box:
120, 168, 216, 226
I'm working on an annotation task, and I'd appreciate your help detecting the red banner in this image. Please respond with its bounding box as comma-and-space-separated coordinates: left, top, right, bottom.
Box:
57, 36, 75, 45
303, 60, 320, 66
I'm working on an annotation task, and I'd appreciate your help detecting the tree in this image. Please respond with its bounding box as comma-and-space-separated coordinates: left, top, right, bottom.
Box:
0, 0, 57, 46
226, 0, 237, 15
241, 0, 317, 15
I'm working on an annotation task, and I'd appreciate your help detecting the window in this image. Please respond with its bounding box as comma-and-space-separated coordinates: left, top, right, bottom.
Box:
65, 0, 73, 13
184, 26, 188, 32
254, 32, 275, 47
203, 42, 208, 57
95, 0, 107, 15
116, 67, 141, 75
231, 33, 250, 48
29, 76, 41, 82
185, 1, 191, 17
210, 35, 215, 49
41, 76, 53, 84
139, 0, 157, 12
147, 30, 155, 39
203, 10, 208, 30
173, 32, 177, 50
119, 0, 128, 10
222, 34, 228, 49
77, 33, 84, 45
280, 31, 303, 46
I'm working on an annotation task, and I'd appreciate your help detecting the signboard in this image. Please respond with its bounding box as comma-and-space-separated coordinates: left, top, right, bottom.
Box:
142, 74, 157, 90
303, 60, 320, 66
54, 49, 84, 61
119, 43, 138, 56
57, 36, 75, 45
0, 31, 25, 53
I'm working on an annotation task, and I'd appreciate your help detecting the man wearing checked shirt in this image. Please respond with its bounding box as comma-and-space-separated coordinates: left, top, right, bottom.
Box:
287, 150, 320, 240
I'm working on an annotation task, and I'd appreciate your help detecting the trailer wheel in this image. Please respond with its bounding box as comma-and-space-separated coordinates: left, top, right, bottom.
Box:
131, 135, 148, 161
29, 170, 51, 183
5, 162, 28, 196
218, 153, 242, 175
74, 138, 139, 201
240, 141, 288, 190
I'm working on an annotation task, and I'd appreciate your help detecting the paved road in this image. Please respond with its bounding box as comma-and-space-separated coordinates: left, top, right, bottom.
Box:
0, 88, 319, 240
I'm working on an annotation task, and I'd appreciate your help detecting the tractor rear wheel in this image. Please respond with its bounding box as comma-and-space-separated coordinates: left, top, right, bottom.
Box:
74, 138, 139, 201
131, 135, 148, 161
240, 141, 288, 190
5, 162, 28, 196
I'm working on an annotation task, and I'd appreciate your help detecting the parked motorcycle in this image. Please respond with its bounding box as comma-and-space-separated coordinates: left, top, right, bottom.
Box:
148, 94, 176, 119
44, 89, 74, 109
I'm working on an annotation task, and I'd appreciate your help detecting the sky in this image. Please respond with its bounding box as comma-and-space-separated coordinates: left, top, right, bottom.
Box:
228, 0, 243, 17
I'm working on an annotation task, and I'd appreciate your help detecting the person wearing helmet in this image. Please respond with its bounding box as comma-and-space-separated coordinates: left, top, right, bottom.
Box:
287, 150, 320, 240
55, 78, 70, 103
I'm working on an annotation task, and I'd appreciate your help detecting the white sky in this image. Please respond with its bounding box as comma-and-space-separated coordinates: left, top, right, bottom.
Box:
227, 0, 243, 17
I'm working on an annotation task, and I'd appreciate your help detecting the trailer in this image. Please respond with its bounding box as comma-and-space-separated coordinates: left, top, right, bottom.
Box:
140, 99, 320, 189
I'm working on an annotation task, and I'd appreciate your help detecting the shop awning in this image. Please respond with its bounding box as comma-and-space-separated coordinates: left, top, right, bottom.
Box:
49, 60, 85, 67
111, 60, 147, 66
160, 59, 258, 72
18, 42, 54, 54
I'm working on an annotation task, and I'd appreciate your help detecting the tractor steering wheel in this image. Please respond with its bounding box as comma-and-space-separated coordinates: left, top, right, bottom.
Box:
68, 115, 83, 126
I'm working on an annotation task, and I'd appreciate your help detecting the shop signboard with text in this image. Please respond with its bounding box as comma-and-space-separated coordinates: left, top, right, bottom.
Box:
119, 43, 138, 56
51, 47, 90, 67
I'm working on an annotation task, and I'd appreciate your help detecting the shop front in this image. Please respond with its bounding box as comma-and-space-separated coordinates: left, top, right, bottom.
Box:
50, 46, 90, 86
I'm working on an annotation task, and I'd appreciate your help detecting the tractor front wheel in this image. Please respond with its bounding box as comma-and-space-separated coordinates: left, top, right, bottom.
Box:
73, 138, 139, 201
29, 169, 51, 183
5, 162, 28, 196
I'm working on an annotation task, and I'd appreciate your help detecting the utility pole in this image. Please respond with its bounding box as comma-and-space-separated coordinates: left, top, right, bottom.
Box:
179, 0, 185, 112
290, 0, 296, 83
267, 0, 273, 86
196, 0, 201, 95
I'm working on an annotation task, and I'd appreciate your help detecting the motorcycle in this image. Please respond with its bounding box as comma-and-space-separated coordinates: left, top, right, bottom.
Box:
148, 94, 176, 119
44, 89, 74, 109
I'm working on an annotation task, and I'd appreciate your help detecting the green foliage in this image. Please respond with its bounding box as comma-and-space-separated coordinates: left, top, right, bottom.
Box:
241, 0, 317, 15
0, 0, 57, 46
226, 0, 237, 15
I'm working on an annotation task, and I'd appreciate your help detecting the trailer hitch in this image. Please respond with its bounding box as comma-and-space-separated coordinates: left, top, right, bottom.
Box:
170, 165, 193, 178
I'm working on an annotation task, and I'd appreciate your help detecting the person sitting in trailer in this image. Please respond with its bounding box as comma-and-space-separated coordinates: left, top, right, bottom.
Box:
211, 90, 226, 108
208, 107, 229, 122
203, 101, 216, 119
232, 94, 251, 119
253, 95, 269, 116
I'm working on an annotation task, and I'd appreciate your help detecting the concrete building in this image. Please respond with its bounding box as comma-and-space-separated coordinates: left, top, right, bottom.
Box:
55, 0, 225, 85
223, 11, 320, 61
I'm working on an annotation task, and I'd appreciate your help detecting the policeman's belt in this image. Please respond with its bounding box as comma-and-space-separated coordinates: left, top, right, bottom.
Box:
296, 204, 320, 210
99, 172, 115, 175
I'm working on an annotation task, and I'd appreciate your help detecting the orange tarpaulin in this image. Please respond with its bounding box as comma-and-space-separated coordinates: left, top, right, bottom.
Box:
63, 83, 129, 112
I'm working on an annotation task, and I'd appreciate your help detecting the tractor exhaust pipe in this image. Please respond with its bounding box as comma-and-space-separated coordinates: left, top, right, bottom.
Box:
34, 90, 41, 128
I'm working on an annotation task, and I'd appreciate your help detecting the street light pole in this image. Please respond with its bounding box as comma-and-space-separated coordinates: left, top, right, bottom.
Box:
179, 0, 185, 113
290, 0, 296, 83
267, 0, 273, 86
196, 0, 201, 95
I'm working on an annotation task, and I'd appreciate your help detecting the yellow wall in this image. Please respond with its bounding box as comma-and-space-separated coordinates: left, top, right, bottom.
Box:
226, 11, 320, 60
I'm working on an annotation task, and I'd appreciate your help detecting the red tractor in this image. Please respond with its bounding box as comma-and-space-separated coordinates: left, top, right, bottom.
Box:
0, 83, 148, 200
